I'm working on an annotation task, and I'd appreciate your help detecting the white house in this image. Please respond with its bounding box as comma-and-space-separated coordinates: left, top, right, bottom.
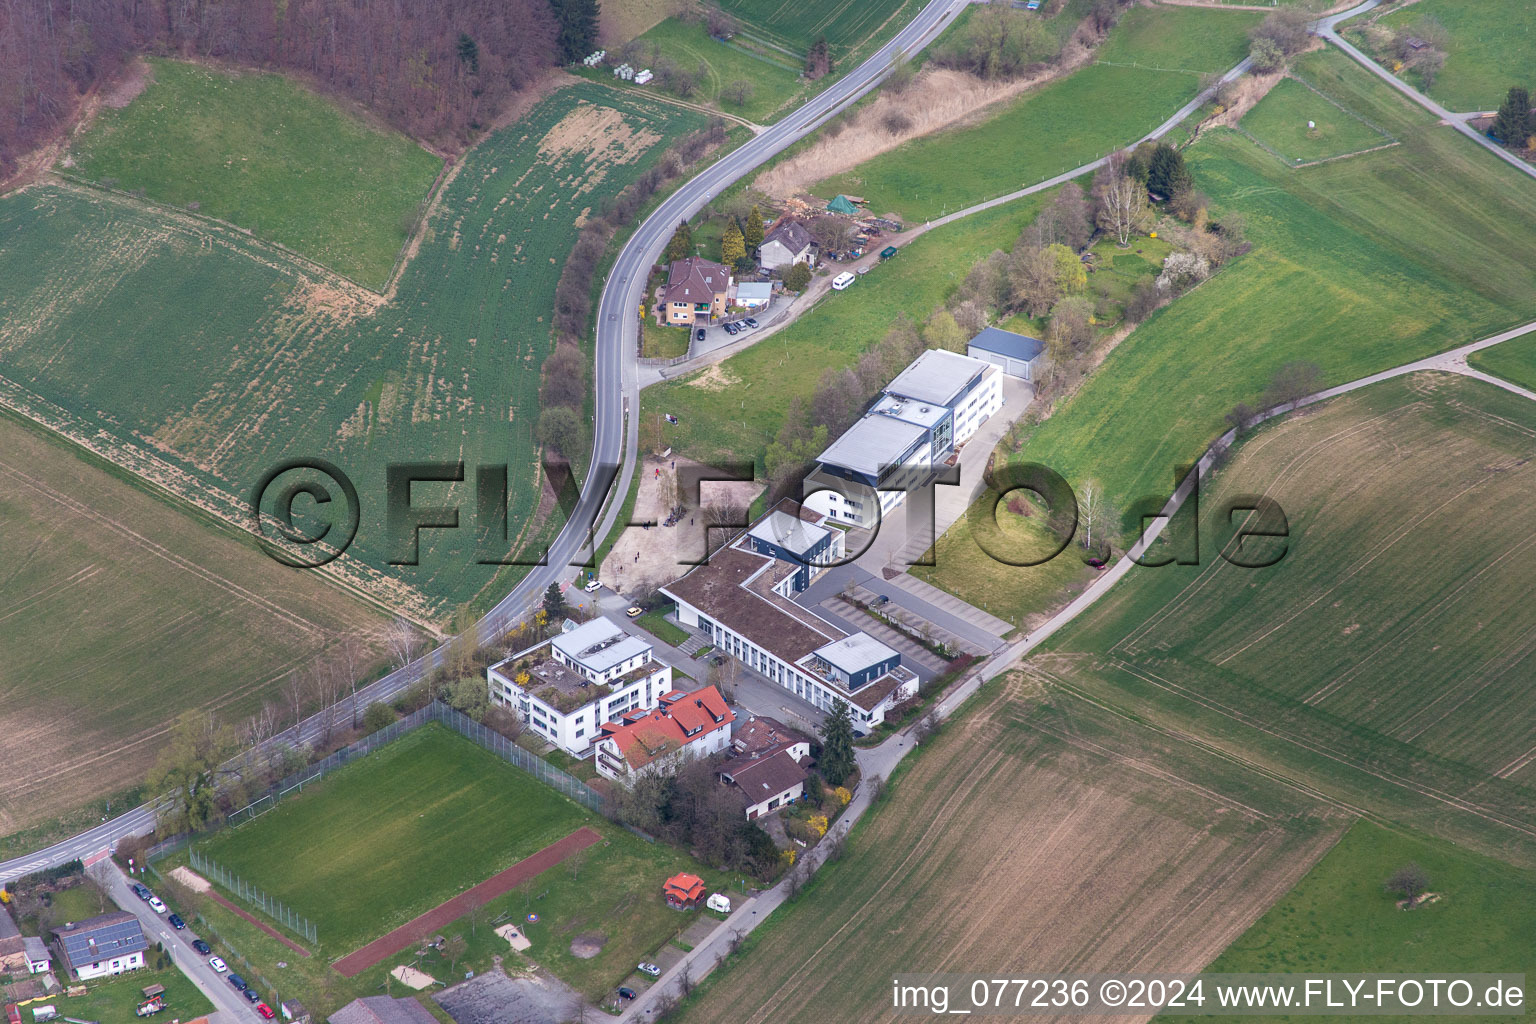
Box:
719, 746, 809, 820
804, 349, 1003, 528
487, 617, 672, 756
733, 281, 773, 310
759, 220, 815, 272
594, 685, 735, 785
662, 500, 919, 731
56, 912, 146, 980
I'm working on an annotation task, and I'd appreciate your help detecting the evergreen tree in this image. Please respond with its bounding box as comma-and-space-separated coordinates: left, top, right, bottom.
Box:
543, 581, 568, 620
1492, 86, 1533, 147
721, 220, 746, 266
819, 699, 856, 786
783, 262, 812, 291
550, 0, 601, 64
745, 205, 765, 250
1146, 143, 1191, 198
456, 33, 480, 76
665, 221, 693, 262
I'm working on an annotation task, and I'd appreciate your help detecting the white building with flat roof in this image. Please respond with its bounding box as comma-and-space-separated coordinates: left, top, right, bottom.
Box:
805, 349, 1002, 527
487, 617, 672, 756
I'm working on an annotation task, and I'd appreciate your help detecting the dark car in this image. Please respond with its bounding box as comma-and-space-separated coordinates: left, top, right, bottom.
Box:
695, 328, 706, 342
618, 988, 637, 1001
244, 989, 262, 1005
723, 322, 739, 336
167, 914, 186, 930
228, 974, 248, 992
743, 317, 759, 328
712, 654, 726, 667
191, 939, 212, 955
132, 883, 152, 900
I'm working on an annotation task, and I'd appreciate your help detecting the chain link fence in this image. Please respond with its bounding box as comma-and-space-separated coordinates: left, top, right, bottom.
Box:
189, 850, 318, 945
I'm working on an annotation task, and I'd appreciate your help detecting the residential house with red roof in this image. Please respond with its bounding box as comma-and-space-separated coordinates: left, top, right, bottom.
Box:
594, 685, 735, 785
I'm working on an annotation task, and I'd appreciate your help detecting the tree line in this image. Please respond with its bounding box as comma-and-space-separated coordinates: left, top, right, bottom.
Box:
0, 0, 610, 178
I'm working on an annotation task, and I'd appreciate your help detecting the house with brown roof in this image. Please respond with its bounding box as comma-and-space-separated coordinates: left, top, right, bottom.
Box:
0, 905, 25, 974
661, 500, 918, 732
719, 746, 809, 820
594, 685, 735, 784
759, 219, 815, 272
731, 716, 812, 761
662, 257, 732, 325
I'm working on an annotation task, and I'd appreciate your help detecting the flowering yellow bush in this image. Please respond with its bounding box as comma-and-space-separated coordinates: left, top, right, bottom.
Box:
809, 814, 829, 838
781, 848, 797, 867
834, 786, 852, 807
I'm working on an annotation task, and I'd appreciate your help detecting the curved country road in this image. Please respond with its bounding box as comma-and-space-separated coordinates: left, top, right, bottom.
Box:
0, 0, 971, 883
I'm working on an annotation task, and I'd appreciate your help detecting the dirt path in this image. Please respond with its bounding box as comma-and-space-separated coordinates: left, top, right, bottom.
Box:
331, 827, 603, 977
206, 887, 313, 957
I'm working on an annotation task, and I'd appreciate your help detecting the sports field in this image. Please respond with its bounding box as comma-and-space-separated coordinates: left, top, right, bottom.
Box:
675, 672, 1341, 1023
67, 59, 442, 287
195, 724, 592, 952
1240, 74, 1395, 165
1041, 373, 1536, 864
633, 18, 807, 123
1162, 820, 1536, 1012
0, 412, 387, 840
1377, 0, 1536, 113
810, 6, 1261, 220
719, 0, 919, 57
1010, 48, 1536, 523
0, 84, 703, 622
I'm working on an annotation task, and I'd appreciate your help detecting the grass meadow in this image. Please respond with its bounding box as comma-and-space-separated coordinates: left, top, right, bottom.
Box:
0, 84, 703, 622
719, 0, 920, 58
632, 18, 808, 123
64, 965, 215, 1022
1012, 48, 1536, 522
194, 724, 591, 952
811, 6, 1262, 220
1469, 331, 1536, 390
1240, 74, 1394, 164
0, 412, 387, 842
1042, 373, 1536, 866
67, 59, 442, 287
1162, 820, 1536, 1015
1377, 0, 1536, 113
674, 673, 1340, 1023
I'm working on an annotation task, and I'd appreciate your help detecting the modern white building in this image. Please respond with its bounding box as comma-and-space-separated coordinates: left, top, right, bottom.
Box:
487, 616, 672, 756
594, 685, 735, 785
804, 349, 1003, 527
662, 501, 918, 731
56, 912, 146, 980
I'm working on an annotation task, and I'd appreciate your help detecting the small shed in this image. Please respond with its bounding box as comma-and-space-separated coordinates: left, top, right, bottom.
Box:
663, 873, 706, 909
734, 281, 773, 309
967, 326, 1046, 382
825, 195, 859, 215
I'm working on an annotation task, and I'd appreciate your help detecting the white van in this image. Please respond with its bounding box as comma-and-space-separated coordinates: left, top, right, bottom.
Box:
706, 893, 731, 914
831, 271, 856, 291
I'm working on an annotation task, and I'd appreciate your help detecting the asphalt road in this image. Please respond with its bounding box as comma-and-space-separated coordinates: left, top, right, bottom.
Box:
0, 0, 970, 885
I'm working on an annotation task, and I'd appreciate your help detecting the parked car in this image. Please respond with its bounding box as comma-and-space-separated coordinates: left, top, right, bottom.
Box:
208, 957, 227, 973
742, 317, 758, 328
167, 914, 186, 930
832, 271, 856, 291
638, 963, 661, 977
131, 884, 152, 901
228, 974, 247, 992
617, 988, 637, 1001
256, 1006, 276, 1020
723, 322, 739, 335
695, 328, 706, 342
244, 989, 261, 1005
191, 940, 212, 955
625, 606, 643, 619
147, 897, 167, 914
583, 579, 601, 593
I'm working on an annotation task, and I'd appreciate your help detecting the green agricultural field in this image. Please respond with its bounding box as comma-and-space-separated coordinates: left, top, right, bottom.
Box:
632, 18, 808, 122
1469, 331, 1536, 391
674, 673, 1340, 1023
1162, 821, 1536, 1014
1240, 75, 1394, 164
1012, 48, 1536, 521
194, 724, 591, 952
66, 59, 442, 287
0, 84, 703, 622
0, 412, 387, 842
644, 194, 1046, 468
719, 0, 920, 58
1042, 373, 1536, 865
811, 6, 1261, 220
1378, 0, 1536, 113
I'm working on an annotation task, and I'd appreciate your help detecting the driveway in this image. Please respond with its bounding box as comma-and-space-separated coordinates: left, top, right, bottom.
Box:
102, 859, 252, 1024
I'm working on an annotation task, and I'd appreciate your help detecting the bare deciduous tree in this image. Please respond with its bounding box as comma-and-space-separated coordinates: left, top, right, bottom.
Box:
385, 615, 422, 680
1093, 153, 1147, 248
1263, 360, 1323, 412
1385, 863, 1430, 906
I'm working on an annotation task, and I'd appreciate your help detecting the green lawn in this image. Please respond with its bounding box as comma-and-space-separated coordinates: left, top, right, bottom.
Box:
633, 18, 808, 122
1240, 75, 1394, 164
61, 965, 215, 1024
811, 5, 1261, 220
47, 883, 107, 925
1378, 0, 1536, 113
66, 59, 442, 287
643, 193, 1047, 468
1, 85, 702, 622
637, 604, 690, 645
195, 724, 591, 952
1164, 821, 1536, 1021
642, 319, 693, 358
1013, 48, 1536, 520
718, 0, 920, 57
1469, 331, 1536, 390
